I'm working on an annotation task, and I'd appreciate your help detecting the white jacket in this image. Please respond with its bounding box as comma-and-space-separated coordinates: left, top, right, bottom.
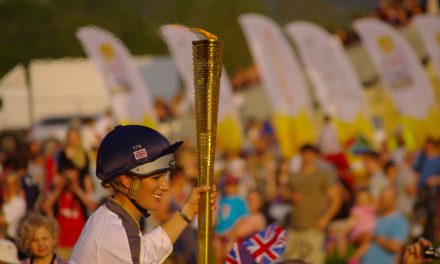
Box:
69, 198, 172, 264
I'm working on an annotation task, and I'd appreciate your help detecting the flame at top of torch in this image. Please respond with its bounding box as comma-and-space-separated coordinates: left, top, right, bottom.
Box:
167, 24, 218, 40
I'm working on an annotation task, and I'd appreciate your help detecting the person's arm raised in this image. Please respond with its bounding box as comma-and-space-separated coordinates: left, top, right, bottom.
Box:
161, 185, 217, 244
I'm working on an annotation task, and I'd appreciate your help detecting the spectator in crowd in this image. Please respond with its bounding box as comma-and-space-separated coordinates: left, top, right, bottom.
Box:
11, 158, 40, 211
224, 151, 247, 181
216, 173, 249, 236
94, 109, 116, 140
395, 152, 417, 218
0, 224, 7, 239
326, 184, 354, 258
174, 145, 197, 180
345, 189, 376, 264
269, 157, 291, 204
360, 187, 409, 264
0, 173, 26, 239
283, 144, 340, 264
404, 0, 423, 17
0, 238, 19, 264
155, 97, 172, 122
413, 138, 440, 241
363, 151, 389, 202
81, 117, 99, 153
169, 90, 187, 118
42, 139, 59, 193
383, 160, 398, 186
230, 64, 260, 91
248, 149, 276, 197
27, 141, 45, 193
41, 127, 96, 259
224, 189, 271, 242
390, 132, 407, 167
16, 213, 67, 264
214, 174, 249, 263
416, 138, 440, 188
317, 115, 342, 156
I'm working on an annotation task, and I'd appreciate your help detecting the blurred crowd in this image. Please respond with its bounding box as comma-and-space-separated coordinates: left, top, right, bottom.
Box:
0, 111, 439, 264
154, 0, 430, 117
336, 0, 424, 46
153, 62, 261, 123
0, 0, 438, 263
373, 0, 423, 27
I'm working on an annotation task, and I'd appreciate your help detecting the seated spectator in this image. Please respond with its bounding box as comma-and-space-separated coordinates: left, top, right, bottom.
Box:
346, 189, 376, 264
384, 160, 398, 186
15, 159, 40, 211
395, 152, 416, 218
413, 138, 440, 241
0, 238, 19, 264
214, 174, 249, 263
325, 180, 354, 258
363, 151, 388, 202
0, 173, 26, 239
317, 115, 342, 156
154, 97, 172, 122
360, 187, 409, 264
16, 213, 67, 264
224, 189, 270, 242
215, 174, 249, 235
42, 139, 60, 193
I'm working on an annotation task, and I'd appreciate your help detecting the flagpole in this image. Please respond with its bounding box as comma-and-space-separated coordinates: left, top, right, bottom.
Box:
23, 62, 35, 126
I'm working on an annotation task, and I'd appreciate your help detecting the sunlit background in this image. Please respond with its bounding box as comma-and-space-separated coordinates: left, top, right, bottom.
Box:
1, 1, 440, 264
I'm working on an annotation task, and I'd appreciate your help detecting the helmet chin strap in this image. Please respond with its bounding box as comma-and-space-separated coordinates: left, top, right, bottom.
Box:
110, 176, 150, 218
127, 177, 151, 218
129, 198, 150, 218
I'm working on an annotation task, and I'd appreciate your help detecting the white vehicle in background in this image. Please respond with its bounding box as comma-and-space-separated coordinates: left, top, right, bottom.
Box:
0, 57, 179, 133
28, 115, 97, 143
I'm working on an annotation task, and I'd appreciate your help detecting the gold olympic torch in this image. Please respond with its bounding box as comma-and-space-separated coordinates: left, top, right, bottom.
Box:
193, 32, 223, 264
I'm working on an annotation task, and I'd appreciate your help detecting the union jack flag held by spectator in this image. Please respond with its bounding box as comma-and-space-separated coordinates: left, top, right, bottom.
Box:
225, 223, 287, 264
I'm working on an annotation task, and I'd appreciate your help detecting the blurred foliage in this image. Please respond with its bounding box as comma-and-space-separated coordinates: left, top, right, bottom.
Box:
0, 0, 373, 78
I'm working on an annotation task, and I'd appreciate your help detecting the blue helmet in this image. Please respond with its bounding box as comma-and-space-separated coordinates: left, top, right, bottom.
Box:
96, 125, 183, 182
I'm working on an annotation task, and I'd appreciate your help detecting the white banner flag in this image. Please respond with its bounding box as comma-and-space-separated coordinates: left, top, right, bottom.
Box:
160, 24, 243, 151
238, 14, 312, 117
239, 14, 315, 156
413, 14, 440, 78
353, 18, 436, 119
160, 24, 236, 121
76, 26, 157, 125
285, 21, 367, 122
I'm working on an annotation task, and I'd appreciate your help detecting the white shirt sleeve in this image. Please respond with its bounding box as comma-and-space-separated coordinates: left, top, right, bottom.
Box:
3, 197, 26, 237
141, 226, 173, 264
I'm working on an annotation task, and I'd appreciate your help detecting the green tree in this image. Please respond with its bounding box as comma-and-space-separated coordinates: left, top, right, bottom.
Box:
0, 0, 371, 78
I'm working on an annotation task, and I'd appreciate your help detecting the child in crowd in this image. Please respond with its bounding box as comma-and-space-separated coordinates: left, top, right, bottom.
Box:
346, 189, 376, 264
215, 174, 249, 235
225, 189, 269, 242
214, 174, 249, 263
16, 213, 67, 264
